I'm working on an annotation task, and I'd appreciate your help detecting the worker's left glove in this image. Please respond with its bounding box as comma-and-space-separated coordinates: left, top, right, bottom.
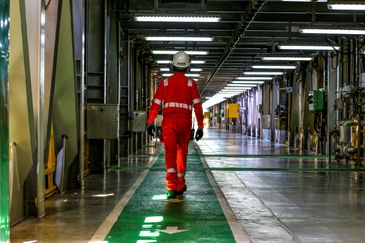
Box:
147, 124, 155, 137
195, 128, 204, 141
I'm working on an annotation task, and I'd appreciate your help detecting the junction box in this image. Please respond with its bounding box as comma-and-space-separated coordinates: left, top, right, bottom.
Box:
308, 90, 325, 112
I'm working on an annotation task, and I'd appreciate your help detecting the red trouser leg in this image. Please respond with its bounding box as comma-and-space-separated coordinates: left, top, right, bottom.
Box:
162, 115, 191, 191
176, 124, 191, 191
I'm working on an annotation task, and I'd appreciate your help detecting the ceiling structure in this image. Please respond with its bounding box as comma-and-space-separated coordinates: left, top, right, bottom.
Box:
112, 0, 365, 97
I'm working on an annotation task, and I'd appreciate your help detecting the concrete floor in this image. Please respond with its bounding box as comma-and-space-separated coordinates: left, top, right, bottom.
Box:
201, 128, 365, 243
11, 128, 365, 242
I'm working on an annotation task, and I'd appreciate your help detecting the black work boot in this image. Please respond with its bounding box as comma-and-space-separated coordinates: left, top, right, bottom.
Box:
176, 185, 187, 196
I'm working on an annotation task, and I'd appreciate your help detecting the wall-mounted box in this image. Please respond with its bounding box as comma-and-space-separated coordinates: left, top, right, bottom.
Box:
308, 90, 325, 112
87, 104, 118, 139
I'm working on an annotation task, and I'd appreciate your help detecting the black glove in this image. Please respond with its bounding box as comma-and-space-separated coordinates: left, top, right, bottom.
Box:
147, 124, 155, 137
195, 128, 203, 141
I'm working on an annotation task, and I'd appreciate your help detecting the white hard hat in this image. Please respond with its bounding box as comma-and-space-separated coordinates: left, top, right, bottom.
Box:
171, 51, 190, 69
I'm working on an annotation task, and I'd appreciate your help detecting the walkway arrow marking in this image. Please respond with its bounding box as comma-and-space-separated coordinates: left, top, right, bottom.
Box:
159, 226, 187, 235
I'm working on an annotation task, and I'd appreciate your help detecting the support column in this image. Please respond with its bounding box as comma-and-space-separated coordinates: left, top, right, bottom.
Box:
327, 55, 339, 155
0, 1, 10, 241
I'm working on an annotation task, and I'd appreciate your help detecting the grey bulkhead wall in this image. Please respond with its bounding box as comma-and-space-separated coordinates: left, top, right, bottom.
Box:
53, 0, 79, 190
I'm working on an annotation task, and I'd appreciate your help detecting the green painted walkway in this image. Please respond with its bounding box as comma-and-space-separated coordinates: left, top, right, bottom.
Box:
105, 144, 235, 242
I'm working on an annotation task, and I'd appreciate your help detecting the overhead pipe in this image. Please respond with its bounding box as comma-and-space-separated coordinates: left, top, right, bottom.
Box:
201, 0, 269, 95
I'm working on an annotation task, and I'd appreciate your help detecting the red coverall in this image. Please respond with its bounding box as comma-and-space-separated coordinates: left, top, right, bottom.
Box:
148, 71, 204, 191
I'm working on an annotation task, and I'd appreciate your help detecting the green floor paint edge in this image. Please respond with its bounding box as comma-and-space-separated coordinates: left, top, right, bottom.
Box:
105, 145, 236, 242
129, 153, 335, 159
108, 166, 365, 173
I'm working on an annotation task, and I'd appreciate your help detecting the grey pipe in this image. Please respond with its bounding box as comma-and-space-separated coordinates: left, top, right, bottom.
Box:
103, 0, 108, 173
37, 2, 46, 218
79, 0, 86, 189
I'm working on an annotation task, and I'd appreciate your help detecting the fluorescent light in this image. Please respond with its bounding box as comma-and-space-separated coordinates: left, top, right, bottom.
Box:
220, 88, 246, 91
203, 95, 227, 109
232, 81, 264, 84
135, 16, 220, 22
191, 60, 205, 64
219, 89, 243, 92
190, 68, 202, 72
152, 50, 208, 55
186, 74, 200, 77
157, 60, 205, 64
237, 77, 273, 80
262, 56, 313, 61
162, 73, 200, 77
328, 4, 365, 10
300, 28, 365, 35
279, 45, 340, 50
252, 65, 296, 69
157, 60, 170, 64
160, 68, 170, 71
227, 84, 257, 87
145, 36, 213, 42
243, 71, 284, 75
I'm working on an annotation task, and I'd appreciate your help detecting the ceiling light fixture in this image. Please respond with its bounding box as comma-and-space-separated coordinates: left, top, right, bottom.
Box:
227, 84, 257, 87
186, 74, 200, 77
162, 73, 200, 77
222, 87, 251, 90
243, 71, 284, 75
328, 4, 365, 10
251, 65, 296, 69
145, 36, 213, 42
262, 56, 313, 61
135, 16, 221, 22
157, 60, 170, 64
203, 96, 227, 109
157, 60, 205, 64
152, 50, 208, 55
232, 81, 265, 84
191, 60, 206, 64
278, 45, 340, 50
160, 68, 170, 71
237, 77, 273, 80
300, 28, 365, 35
190, 68, 202, 72
327, 1, 365, 10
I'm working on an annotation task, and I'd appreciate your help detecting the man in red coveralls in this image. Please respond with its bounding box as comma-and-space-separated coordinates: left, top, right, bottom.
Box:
147, 51, 204, 199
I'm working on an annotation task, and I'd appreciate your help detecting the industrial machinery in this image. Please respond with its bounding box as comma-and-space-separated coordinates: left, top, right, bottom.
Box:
332, 85, 365, 166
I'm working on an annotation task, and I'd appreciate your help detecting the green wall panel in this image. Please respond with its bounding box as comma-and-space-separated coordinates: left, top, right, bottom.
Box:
0, 1, 10, 242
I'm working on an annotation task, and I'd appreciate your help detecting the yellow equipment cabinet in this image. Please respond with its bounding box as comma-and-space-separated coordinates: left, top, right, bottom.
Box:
226, 104, 240, 118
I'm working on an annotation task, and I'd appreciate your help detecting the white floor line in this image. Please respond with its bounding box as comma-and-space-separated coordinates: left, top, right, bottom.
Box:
88, 155, 160, 242
194, 142, 252, 243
